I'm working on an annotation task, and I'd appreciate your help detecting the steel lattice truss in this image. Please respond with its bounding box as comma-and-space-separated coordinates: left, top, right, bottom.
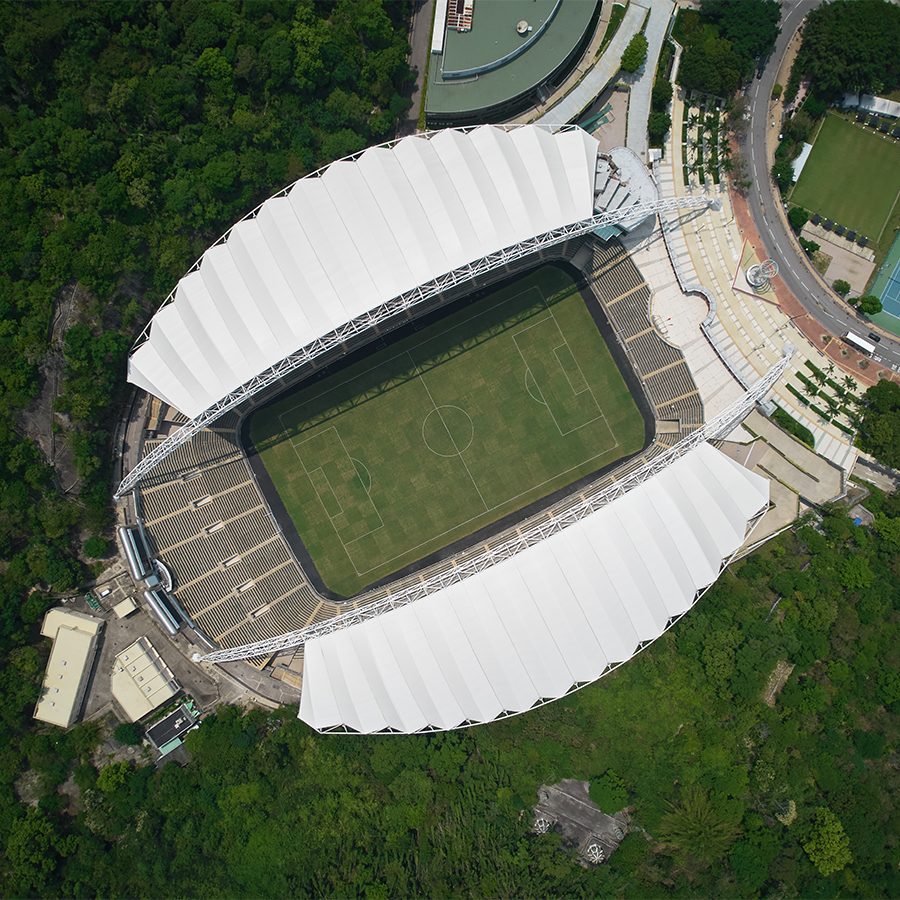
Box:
195, 350, 792, 664
115, 195, 711, 497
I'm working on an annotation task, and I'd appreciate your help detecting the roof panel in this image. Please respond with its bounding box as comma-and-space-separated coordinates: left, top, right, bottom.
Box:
299, 444, 769, 732
129, 126, 600, 419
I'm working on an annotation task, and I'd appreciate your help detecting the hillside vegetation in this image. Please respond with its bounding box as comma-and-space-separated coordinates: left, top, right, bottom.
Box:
2, 499, 898, 895
0, 0, 411, 646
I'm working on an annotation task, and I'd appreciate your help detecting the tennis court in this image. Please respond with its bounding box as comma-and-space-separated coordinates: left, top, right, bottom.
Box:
871, 232, 900, 319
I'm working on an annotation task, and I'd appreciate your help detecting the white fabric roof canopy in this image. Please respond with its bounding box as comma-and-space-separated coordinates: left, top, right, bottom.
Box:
298, 443, 769, 734
129, 125, 599, 419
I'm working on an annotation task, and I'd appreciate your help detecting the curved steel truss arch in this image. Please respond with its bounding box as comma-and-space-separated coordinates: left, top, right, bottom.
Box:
116, 195, 711, 497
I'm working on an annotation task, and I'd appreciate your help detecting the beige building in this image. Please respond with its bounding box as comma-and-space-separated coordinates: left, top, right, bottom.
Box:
34, 608, 104, 729
111, 637, 180, 722
112, 596, 137, 619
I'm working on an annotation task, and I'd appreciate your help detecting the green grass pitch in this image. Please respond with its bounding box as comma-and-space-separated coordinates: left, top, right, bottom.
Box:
790, 113, 900, 244
249, 265, 645, 596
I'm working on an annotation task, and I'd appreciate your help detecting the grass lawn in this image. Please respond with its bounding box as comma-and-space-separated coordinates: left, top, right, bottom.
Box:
790, 112, 900, 248
249, 265, 645, 596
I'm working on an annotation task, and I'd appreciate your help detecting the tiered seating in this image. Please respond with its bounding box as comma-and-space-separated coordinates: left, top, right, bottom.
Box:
587, 239, 703, 434
136, 418, 348, 655
616, 288, 653, 340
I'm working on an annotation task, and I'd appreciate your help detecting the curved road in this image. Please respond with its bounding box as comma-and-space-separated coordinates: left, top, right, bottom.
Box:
744, 0, 900, 370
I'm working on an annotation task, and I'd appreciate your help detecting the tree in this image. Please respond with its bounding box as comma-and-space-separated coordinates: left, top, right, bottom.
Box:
856, 380, 900, 467
700, 0, 780, 75
802, 807, 852, 876
799, 237, 820, 255
858, 295, 883, 315
621, 33, 649, 73
96, 760, 131, 794
589, 770, 629, 811
651, 78, 673, 112
785, 110, 814, 143
648, 111, 672, 145
3, 809, 60, 895
832, 279, 851, 297
113, 722, 143, 745
83, 536, 110, 558
794, 0, 900, 101
788, 206, 809, 234
657, 785, 741, 868
772, 158, 794, 191
772, 82, 783, 100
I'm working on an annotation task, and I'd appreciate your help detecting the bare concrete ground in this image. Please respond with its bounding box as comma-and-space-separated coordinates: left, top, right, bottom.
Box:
76, 571, 238, 724
593, 90, 629, 153
801, 223, 877, 296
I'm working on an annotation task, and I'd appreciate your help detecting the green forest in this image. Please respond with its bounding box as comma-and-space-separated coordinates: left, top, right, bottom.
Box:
1, 2, 899, 897
674, 0, 780, 98
3, 498, 898, 896
0, 0, 412, 644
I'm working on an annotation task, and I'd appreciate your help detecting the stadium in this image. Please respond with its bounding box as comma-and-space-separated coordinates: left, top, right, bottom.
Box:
116, 124, 785, 734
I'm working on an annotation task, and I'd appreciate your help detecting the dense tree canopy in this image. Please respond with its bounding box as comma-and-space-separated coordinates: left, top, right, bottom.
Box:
1, 498, 897, 896
794, 0, 900, 101
0, 0, 412, 653
676, 0, 779, 96
856, 379, 900, 467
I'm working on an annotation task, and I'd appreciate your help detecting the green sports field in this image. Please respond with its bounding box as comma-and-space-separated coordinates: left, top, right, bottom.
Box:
249, 265, 645, 596
790, 113, 900, 245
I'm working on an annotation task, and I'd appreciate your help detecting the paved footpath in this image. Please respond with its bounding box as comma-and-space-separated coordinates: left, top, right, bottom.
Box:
730, 188, 896, 389
657, 87, 861, 472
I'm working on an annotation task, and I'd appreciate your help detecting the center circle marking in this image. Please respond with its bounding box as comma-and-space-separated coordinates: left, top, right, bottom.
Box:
422, 405, 474, 457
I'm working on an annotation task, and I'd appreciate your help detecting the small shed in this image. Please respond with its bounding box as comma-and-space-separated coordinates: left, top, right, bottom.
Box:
113, 596, 138, 619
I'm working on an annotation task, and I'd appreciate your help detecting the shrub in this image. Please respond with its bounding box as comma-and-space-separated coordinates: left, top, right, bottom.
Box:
832, 279, 850, 297
788, 206, 809, 233
113, 722, 143, 745
621, 33, 649, 73
772, 405, 815, 447
771, 82, 783, 100
858, 295, 883, 315
83, 536, 111, 558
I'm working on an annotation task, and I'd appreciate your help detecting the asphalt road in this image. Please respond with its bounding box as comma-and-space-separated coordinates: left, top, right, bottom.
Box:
744, 0, 900, 370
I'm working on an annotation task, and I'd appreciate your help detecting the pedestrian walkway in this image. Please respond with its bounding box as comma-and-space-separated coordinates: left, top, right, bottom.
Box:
625, 0, 674, 161
532, 0, 649, 126
655, 86, 861, 473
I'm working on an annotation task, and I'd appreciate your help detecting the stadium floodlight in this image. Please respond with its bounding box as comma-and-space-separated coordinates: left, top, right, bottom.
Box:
116, 194, 713, 498
192, 348, 792, 664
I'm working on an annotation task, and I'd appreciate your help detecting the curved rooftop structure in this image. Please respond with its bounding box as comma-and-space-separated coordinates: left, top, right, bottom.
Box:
298, 442, 769, 733
128, 125, 599, 420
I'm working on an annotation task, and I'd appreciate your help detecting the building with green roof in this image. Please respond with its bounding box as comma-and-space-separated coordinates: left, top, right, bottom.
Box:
425, 0, 601, 126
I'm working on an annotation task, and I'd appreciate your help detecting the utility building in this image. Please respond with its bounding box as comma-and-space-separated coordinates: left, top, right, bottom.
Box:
33, 609, 104, 729
111, 637, 180, 722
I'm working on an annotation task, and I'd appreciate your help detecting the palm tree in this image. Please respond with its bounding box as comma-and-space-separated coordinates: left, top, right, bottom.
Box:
657, 785, 741, 869
804, 381, 818, 398
812, 368, 827, 386
842, 375, 856, 393
826, 363, 836, 377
